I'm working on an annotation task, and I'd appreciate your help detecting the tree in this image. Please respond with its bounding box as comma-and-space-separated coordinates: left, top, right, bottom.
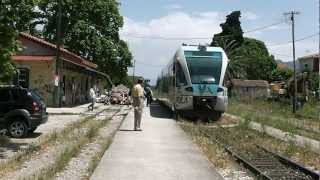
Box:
211, 11, 277, 81
37, 0, 132, 84
271, 67, 293, 81
211, 11, 244, 48
234, 38, 277, 81
0, 0, 36, 82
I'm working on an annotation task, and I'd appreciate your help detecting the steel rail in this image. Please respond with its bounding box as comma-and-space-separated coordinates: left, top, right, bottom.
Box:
198, 126, 319, 180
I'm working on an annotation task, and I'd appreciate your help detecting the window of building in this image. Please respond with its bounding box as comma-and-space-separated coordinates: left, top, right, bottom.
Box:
17, 68, 29, 88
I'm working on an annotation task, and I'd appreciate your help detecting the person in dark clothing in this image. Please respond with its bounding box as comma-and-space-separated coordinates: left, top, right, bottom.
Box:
145, 87, 153, 107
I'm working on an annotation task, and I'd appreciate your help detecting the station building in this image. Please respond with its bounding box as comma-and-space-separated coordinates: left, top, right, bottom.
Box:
298, 54, 320, 73
11, 32, 112, 107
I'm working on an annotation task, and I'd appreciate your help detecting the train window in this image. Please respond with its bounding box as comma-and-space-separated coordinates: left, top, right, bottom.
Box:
186, 56, 222, 84
176, 62, 187, 86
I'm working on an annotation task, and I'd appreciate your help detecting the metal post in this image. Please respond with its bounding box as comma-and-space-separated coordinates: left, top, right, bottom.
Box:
55, 0, 62, 107
132, 58, 136, 84
285, 11, 299, 113
318, 0, 320, 97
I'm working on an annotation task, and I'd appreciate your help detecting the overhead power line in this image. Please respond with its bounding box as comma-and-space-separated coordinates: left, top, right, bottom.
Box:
121, 21, 285, 40
267, 32, 319, 47
135, 60, 165, 67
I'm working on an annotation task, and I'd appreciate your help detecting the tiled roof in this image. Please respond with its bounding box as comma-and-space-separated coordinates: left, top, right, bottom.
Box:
12, 55, 54, 62
19, 32, 98, 69
231, 79, 269, 87
298, 53, 319, 60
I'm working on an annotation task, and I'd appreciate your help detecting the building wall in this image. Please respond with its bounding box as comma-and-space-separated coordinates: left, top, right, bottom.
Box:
15, 36, 109, 107
299, 57, 319, 72
299, 58, 314, 72
14, 61, 55, 105
60, 67, 107, 106
232, 86, 269, 99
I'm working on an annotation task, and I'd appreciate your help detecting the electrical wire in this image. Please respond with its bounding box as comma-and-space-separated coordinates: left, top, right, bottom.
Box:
121, 21, 286, 40
267, 32, 319, 47
135, 60, 165, 67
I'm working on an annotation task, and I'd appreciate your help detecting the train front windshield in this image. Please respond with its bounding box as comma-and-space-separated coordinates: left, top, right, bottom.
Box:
185, 51, 222, 84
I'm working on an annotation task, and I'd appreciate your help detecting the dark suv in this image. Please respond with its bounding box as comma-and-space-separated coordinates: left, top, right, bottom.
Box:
0, 85, 48, 138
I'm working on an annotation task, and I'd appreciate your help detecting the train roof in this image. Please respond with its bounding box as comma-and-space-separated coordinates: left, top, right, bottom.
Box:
180, 45, 224, 52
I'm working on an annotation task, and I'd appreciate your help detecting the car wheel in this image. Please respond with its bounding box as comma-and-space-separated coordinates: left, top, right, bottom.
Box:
8, 120, 28, 138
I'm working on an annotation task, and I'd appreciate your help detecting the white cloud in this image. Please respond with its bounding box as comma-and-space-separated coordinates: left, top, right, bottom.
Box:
120, 11, 225, 84
268, 40, 317, 61
165, 4, 183, 11
242, 11, 258, 20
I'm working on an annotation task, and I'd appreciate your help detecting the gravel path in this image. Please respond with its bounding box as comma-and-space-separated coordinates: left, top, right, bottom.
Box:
0, 105, 124, 180
0, 104, 110, 163
55, 108, 129, 180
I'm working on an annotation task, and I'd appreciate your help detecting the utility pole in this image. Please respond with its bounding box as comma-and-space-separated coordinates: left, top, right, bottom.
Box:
55, 0, 62, 107
318, 0, 320, 97
285, 11, 300, 113
132, 58, 136, 84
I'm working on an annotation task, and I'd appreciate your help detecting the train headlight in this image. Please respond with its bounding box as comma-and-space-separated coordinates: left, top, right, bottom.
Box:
217, 87, 225, 96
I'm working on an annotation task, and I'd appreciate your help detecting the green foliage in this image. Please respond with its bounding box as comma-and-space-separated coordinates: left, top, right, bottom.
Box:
37, 0, 132, 84
211, 11, 244, 48
307, 72, 320, 91
0, 0, 36, 82
271, 67, 293, 81
235, 38, 277, 81
211, 11, 277, 81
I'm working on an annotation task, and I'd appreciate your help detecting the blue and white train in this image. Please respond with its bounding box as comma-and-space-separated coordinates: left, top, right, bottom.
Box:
157, 44, 229, 119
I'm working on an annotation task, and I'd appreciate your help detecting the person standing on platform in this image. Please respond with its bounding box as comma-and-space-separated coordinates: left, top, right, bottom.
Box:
131, 78, 145, 131
145, 86, 153, 107
88, 87, 96, 111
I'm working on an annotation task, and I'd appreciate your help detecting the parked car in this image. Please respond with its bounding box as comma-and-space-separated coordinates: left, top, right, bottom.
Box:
0, 85, 48, 138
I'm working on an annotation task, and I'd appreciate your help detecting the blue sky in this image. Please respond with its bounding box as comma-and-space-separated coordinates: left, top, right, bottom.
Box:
119, 0, 319, 84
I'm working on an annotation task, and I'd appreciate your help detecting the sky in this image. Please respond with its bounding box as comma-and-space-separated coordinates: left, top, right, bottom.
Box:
118, 0, 319, 85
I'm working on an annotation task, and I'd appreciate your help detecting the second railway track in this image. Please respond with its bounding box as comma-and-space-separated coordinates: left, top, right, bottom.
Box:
199, 125, 320, 180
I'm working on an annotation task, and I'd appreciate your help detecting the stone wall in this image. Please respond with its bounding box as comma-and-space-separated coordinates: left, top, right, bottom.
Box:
14, 61, 55, 105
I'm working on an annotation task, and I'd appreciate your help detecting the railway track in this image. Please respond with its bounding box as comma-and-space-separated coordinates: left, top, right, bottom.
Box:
200, 126, 320, 180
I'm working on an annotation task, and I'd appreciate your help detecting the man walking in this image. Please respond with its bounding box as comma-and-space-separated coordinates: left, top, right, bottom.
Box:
88, 87, 96, 111
131, 78, 144, 131
145, 86, 153, 107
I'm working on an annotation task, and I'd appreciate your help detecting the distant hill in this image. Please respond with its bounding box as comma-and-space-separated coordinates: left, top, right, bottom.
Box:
276, 60, 299, 71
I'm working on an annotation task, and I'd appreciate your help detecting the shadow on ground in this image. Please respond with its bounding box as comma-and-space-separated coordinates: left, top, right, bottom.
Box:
0, 141, 36, 159
149, 102, 172, 119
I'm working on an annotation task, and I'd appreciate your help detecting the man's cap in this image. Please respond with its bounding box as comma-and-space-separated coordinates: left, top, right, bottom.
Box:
137, 78, 144, 83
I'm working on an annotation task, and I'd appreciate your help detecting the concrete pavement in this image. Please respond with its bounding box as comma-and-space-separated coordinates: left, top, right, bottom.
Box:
90, 102, 223, 180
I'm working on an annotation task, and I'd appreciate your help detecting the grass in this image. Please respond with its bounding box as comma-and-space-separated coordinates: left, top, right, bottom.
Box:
22, 109, 120, 180
24, 108, 123, 180
227, 98, 320, 140
179, 121, 320, 173
86, 137, 113, 178
179, 122, 231, 169
0, 108, 110, 177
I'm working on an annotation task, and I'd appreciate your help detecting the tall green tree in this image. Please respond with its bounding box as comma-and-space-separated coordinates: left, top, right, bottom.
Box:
233, 38, 277, 80
37, 0, 132, 84
211, 11, 244, 48
0, 0, 36, 82
211, 11, 277, 81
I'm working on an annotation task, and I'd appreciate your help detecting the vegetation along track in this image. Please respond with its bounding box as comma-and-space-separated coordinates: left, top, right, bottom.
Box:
200, 126, 320, 180
0, 107, 118, 179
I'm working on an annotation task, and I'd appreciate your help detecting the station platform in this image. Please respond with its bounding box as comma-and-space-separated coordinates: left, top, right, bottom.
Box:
90, 102, 223, 180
